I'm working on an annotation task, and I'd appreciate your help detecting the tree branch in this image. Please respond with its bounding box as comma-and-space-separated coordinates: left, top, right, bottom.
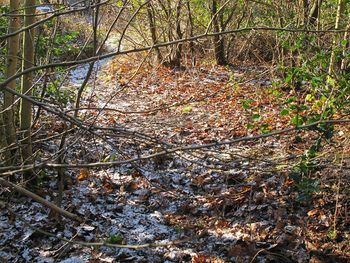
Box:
1, 26, 349, 90
0, 177, 83, 222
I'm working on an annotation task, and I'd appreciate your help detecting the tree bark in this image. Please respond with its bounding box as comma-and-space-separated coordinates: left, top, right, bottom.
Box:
0, 114, 11, 166
186, 0, 195, 66
147, 3, 163, 63
3, 0, 21, 164
20, 0, 36, 179
74, 0, 100, 118
212, 0, 226, 65
308, 0, 323, 26
340, 11, 350, 72
172, 0, 183, 68
328, 0, 344, 76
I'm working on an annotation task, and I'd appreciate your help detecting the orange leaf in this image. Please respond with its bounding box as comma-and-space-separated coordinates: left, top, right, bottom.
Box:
77, 168, 90, 182
104, 182, 114, 193
108, 117, 117, 124
307, 209, 319, 217
214, 219, 230, 229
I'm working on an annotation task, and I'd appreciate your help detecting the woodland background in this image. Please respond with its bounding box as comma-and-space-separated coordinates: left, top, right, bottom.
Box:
0, 0, 349, 262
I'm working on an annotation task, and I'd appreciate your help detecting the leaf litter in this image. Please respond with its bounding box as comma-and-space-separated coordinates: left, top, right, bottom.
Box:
0, 56, 349, 262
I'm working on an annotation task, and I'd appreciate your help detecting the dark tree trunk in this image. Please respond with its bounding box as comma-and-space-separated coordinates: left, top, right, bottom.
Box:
212, 0, 226, 65
172, 0, 183, 68
147, 4, 163, 63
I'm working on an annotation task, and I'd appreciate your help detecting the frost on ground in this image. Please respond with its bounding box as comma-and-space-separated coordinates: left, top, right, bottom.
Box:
0, 141, 328, 262
1, 58, 349, 263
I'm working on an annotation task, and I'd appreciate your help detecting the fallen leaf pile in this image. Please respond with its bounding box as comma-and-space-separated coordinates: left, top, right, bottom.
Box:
1, 55, 349, 262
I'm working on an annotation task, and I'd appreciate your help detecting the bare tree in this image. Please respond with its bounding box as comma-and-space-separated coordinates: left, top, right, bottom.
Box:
147, 2, 163, 63
2, 0, 21, 166
20, 0, 36, 182
328, 0, 345, 76
211, 0, 236, 65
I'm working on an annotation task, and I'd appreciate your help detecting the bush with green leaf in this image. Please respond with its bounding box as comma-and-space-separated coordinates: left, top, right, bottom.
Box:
0, 5, 9, 80
36, 20, 80, 61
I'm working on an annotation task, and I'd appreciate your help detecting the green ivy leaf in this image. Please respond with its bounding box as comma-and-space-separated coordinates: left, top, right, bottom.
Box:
280, 109, 289, 116
341, 39, 348, 47
241, 99, 254, 110
107, 234, 124, 244
252, 113, 261, 121
291, 116, 303, 126
181, 106, 193, 113
260, 123, 270, 133
246, 123, 255, 129
328, 229, 337, 239
284, 74, 293, 83
305, 94, 314, 102
299, 104, 308, 111
286, 97, 296, 104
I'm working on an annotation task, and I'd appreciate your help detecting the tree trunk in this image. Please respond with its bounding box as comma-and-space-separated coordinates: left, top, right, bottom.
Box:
172, 0, 183, 68
20, 0, 36, 179
341, 12, 350, 72
157, 0, 183, 68
74, 0, 100, 118
302, 0, 310, 28
3, 0, 21, 163
186, 0, 195, 66
0, 114, 11, 166
212, 0, 226, 65
308, 0, 323, 26
328, 0, 344, 76
147, 4, 163, 64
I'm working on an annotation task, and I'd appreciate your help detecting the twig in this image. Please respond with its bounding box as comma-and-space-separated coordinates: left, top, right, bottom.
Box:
0, 118, 350, 175
250, 248, 265, 263
9, 208, 191, 249
0, 178, 83, 223
333, 138, 346, 234
2, 26, 350, 89
0, 0, 111, 41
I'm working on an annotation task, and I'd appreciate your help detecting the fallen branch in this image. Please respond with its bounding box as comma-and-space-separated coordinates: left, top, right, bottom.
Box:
0, 178, 83, 223
8, 207, 190, 249
0, 118, 349, 175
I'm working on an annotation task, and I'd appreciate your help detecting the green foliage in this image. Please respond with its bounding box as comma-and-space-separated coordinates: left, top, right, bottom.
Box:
327, 229, 337, 240
293, 175, 320, 202
0, 6, 8, 35
280, 109, 289, 116
259, 123, 270, 134
289, 136, 323, 202
240, 97, 271, 133
52, 31, 80, 57
107, 233, 124, 244
251, 113, 261, 121
0, 6, 9, 80
190, 0, 211, 27
102, 153, 117, 162
42, 80, 75, 106
115, 0, 124, 7
36, 21, 80, 60
181, 105, 193, 113
240, 99, 254, 110
174, 224, 184, 233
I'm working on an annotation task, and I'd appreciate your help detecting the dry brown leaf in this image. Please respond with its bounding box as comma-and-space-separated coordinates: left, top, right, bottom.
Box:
108, 117, 117, 124
307, 209, 319, 217
103, 182, 114, 193
192, 254, 226, 263
77, 168, 90, 182
214, 219, 230, 229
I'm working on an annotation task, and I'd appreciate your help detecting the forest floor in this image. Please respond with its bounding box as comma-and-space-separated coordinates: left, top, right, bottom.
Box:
1, 53, 349, 263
